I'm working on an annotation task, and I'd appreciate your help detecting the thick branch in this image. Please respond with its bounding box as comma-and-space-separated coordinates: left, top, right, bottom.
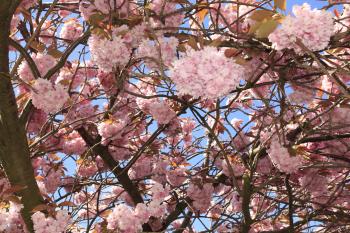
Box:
76, 127, 144, 204
0, 1, 44, 232
76, 127, 153, 231
285, 175, 294, 232
162, 201, 188, 231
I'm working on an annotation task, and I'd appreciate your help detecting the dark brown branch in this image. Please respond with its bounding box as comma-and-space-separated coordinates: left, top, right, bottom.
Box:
9, 38, 41, 79
76, 127, 154, 231
161, 201, 188, 231
285, 175, 294, 232
0, 1, 44, 232
299, 133, 350, 143
241, 174, 253, 233
43, 30, 90, 80
174, 211, 193, 233
76, 127, 144, 205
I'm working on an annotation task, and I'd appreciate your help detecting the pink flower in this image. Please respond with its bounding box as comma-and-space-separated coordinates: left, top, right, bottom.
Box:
88, 28, 131, 72
32, 210, 71, 233
148, 101, 177, 124
19, 0, 36, 10
151, 182, 170, 203
267, 136, 302, 173
170, 46, 245, 99
268, 3, 334, 53
137, 36, 179, 69
166, 166, 187, 186
97, 119, 127, 144
31, 78, 69, 114
187, 183, 214, 213
18, 53, 56, 82
150, 0, 184, 29
62, 131, 87, 155
106, 204, 142, 233
0, 202, 26, 233
60, 19, 83, 41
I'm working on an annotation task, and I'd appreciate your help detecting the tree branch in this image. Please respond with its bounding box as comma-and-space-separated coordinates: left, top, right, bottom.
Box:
76, 127, 153, 232
0, 1, 44, 232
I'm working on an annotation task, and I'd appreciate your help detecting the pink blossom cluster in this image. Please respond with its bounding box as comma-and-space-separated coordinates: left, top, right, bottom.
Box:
135, 87, 156, 109
33, 156, 65, 194
256, 156, 273, 174
210, 2, 254, 31
77, 159, 99, 177
88, 28, 131, 72
58, 0, 76, 17
134, 84, 177, 124
148, 100, 177, 124
31, 78, 69, 114
128, 155, 154, 179
150, 0, 184, 29
187, 183, 214, 213
170, 46, 245, 99
229, 191, 242, 213
108, 24, 147, 49
267, 136, 302, 173
62, 131, 87, 155
221, 158, 245, 177
299, 169, 329, 201
55, 62, 86, 90
97, 119, 127, 144
151, 158, 168, 184
108, 144, 131, 161
79, 0, 132, 21
32, 210, 71, 233
268, 3, 335, 53
166, 166, 187, 187
65, 99, 97, 125
180, 118, 196, 147
31, 78, 69, 113
107, 204, 143, 233
109, 186, 134, 206
42, 168, 64, 194
0, 202, 26, 233
137, 36, 179, 69
125, 23, 148, 48
18, 53, 56, 82
39, 20, 56, 45
27, 109, 47, 134
19, 0, 36, 10
96, 71, 119, 95
289, 85, 315, 104
60, 19, 83, 41
107, 183, 169, 233
326, 106, 350, 126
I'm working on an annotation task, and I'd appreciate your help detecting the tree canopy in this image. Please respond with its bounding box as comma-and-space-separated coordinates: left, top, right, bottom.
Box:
0, 0, 350, 232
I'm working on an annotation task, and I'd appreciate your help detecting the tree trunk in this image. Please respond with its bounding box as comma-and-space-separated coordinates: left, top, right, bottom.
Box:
0, 1, 44, 232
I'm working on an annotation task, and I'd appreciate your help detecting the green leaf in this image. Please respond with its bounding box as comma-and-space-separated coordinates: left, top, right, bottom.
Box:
187, 36, 199, 50
47, 47, 63, 59
249, 10, 275, 21
29, 41, 46, 53
255, 19, 280, 38
274, 0, 287, 11
88, 13, 105, 26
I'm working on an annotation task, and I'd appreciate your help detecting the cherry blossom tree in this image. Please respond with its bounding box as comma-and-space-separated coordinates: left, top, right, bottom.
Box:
0, 0, 350, 232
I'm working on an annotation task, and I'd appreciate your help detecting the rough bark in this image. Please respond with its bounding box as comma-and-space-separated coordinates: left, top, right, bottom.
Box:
0, 1, 44, 232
